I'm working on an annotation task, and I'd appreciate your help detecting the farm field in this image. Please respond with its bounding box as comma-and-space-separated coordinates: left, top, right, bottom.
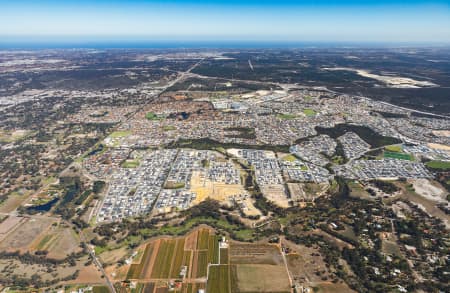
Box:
230, 243, 284, 265
120, 231, 292, 292
124, 228, 221, 291
207, 265, 230, 293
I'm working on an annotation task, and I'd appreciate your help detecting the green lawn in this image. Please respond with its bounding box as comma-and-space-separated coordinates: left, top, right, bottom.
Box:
145, 112, 163, 120
277, 113, 297, 120
425, 160, 450, 171
385, 145, 402, 152
121, 160, 140, 168
162, 125, 176, 131
93, 286, 110, 293
384, 151, 413, 161
303, 108, 317, 116
109, 130, 131, 138
282, 154, 297, 162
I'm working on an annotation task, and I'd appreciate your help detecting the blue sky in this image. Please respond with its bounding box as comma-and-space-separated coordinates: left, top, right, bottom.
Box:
1, 0, 449, 43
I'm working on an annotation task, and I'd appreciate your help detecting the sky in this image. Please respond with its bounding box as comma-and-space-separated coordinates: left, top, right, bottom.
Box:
1, 0, 450, 44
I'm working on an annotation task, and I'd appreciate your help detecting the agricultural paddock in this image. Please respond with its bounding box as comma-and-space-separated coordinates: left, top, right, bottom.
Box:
228, 242, 291, 293
125, 227, 220, 290
230, 243, 284, 265
122, 231, 294, 293
232, 264, 290, 293
207, 265, 230, 293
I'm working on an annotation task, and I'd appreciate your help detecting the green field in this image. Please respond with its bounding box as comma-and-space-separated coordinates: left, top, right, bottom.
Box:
277, 113, 297, 120
164, 181, 186, 189
93, 286, 110, 293
127, 243, 155, 279
145, 112, 163, 120
170, 239, 186, 278
207, 265, 230, 293
197, 229, 210, 250
282, 154, 297, 162
220, 248, 229, 265
162, 125, 176, 131
36, 234, 54, 250
196, 250, 208, 277
425, 160, 450, 171
109, 130, 131, 138
384, 151, 413, 161
385, 145, 402, 152
207, 235, 220, 264
151, 239, 177, 278
303, 108, 317, 116
121, 159, 140, 168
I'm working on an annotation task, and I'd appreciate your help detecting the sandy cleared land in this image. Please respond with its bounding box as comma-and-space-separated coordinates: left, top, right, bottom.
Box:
428, 143, 450, 152
190, 171, 246, 204
412, 179, 447, 203
261, 185, 290, 208
239, 197, 261, 217
399, 182, 450, 229
0, 129, 30, 142
65, 263, 105, 285
324, 67, 437, 88
432, 130, 450, 137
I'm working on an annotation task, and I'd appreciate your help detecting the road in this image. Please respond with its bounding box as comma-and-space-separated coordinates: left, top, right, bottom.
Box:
78, 230, 117, 293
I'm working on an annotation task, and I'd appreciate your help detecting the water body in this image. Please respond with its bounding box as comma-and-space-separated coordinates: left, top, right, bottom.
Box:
26, 197, 59, 213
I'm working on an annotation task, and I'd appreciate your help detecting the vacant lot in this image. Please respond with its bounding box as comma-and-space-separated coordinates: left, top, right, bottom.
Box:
190, 171, 247, 204
0, 216, 25, 241
33, 225, 81, 259
283, 238, 338, 283
0, 191, 32, 213
0, 216, 56, 252
312, 282, 356, 293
